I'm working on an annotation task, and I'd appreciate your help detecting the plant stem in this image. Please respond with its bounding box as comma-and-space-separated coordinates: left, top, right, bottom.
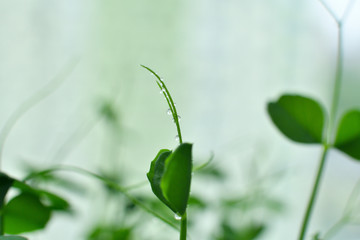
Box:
0, 205, 3, 235
298, 1, 352, 238
298, 145, 329, 240
326, 24, 343, 144
180, 212, 187, 240
23, 165, 180, 231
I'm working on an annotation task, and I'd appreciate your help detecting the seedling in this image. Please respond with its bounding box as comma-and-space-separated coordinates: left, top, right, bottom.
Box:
267, 1, 358, 239
141, 65, 193, 240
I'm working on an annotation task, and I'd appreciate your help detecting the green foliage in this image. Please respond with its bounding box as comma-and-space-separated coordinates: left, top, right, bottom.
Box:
267, 94, 325, 143
147, 149, 174, 212
87, 226, 133, 240
334, 109, 360, 160
0, 173, 70, 234
147, 144, 193, 216
216, 223, 265, 240
0, 236, 28, 240
4, 193, 51, 234
0, 173, 14, 206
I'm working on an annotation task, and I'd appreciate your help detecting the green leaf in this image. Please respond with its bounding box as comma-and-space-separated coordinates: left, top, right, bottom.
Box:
87, 226, 132, 240
37, 190, 70, 211
267, 94, 325, 143
0, 172, 14, 206
147, 149, 175, 212
161, 143, 193, 215
0, 236, 28, 240
4, 193, 51, 234
334, 110, 360, 160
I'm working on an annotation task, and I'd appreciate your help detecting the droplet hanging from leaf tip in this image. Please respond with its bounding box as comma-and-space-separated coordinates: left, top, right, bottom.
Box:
174, 213, 181, 220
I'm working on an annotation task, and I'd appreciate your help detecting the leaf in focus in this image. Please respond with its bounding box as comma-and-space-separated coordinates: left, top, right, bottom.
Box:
334, 110, 360, 160
0, 236, 28, 240
4, 193, 51, 234
161, 143, 193, 215
267, 94, 325, 143
0, 172, 14, 206
147, 149, 174, 212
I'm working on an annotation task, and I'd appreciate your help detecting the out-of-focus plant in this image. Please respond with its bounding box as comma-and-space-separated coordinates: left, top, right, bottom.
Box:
0, 60, 78, 239
267, 1, 358, 239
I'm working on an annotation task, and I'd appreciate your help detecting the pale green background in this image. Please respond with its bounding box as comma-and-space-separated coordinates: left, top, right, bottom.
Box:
1, 0, 360, 239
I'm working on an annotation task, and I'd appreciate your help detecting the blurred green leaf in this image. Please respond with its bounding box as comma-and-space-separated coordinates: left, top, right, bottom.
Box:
161, 143, 193, 216
0, 236, 28, 240
236, 224, 265, 240
4, 193, 51, 234
12, 180, 70, 212
87, 226, 132, 240
334, 110, 360, 160
195, 166, 226, 180
0, 172, 14, 206
147, 149, 174, 212
99, 101, 118, 123
267, 94, 325, 143
188, 196, 206, 209
217, 223, 265, 240
223, 195, 284, 213
37, 190, 70, 211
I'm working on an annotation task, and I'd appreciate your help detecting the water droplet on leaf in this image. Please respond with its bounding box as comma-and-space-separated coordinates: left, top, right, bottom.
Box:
167, 109, 172, 115
175, 135, 180, 142
174, 213, 181, 220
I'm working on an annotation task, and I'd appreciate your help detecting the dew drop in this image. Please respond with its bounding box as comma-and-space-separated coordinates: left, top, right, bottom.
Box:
160, 88, 165, 94
177, 115, 181, 121
174, 213, 181, 221
167, 109, 172, 115
175, 135, 180, 142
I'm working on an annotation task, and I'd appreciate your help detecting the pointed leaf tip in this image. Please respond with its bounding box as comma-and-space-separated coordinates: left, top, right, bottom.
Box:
161, 143, 193, 215
147, 143, 193, 215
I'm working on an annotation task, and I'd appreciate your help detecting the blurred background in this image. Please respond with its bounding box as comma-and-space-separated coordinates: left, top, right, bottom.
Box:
1, 0, 360, 239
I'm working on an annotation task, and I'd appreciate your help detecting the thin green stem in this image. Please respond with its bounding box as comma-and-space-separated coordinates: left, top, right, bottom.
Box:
298, 145, 329, 240
326, 26, 343, 143
298, 1, 355, 238
0, 205, 3, 235
23, 165, 179, 231
180, 212, 187, 240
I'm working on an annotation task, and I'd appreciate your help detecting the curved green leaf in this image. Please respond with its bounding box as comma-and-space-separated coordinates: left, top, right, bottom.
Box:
37, 190, 70, 211
334, 109, 360, 160
147, 149, 174, 212
4, 193, 51, 234
0, 236, 28, 240
267, 94, 325, 143
161, 143, 193, 215
0, 172, 14, 206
